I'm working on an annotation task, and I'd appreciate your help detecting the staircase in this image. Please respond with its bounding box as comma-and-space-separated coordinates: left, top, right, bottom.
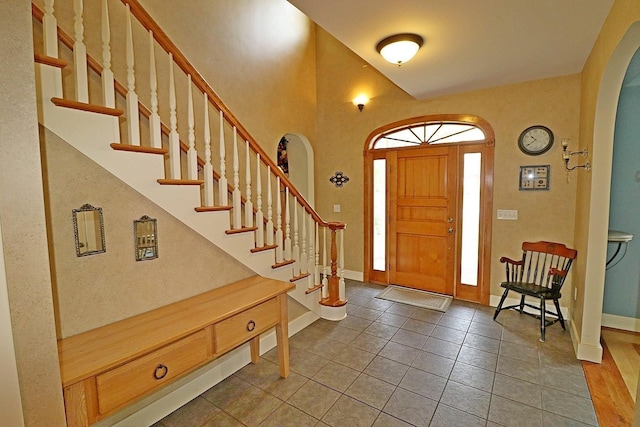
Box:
32, 0, 347, 324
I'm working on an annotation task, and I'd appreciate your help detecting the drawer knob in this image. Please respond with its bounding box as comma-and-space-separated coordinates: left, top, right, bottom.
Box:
247, 320, 256, 332
153, 364, 169, 380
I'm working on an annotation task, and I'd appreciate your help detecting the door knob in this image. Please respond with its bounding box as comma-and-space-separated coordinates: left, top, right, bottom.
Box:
447, 227, 454, 233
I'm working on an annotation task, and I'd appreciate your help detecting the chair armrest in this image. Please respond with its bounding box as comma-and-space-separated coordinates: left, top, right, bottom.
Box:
499, 257, 523, 265
548, 267, 568, 277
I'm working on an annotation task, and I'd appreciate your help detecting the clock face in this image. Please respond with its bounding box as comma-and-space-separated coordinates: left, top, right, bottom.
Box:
518, 126, 554, 155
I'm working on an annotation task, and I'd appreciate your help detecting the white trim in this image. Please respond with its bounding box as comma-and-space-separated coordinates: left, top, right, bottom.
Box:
343, 269, 364, 281
0, 217, 25, 427
104, 311, 319, 427
601, 313, 640, 332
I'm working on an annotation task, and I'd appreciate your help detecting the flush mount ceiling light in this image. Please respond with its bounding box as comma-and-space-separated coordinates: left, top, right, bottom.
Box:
376, 33, 424, 65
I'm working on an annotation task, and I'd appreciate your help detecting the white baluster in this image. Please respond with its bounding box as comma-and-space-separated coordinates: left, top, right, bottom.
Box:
255, 155, 264, 247
339, 228, 346, 301
148, 30, 161, 148
187, 75, 198, 180
232, 128, 242, 228
203, 94, 214, 207
265, 167, 274, 246
307, 214, 314, 289
292, 198, 300, 277
43, 0, 59, 58
101, 0, 115, 108
244, 141, 253, 228
73, 0, 88, 103
275, 177, 283, 263
314, 222, 321, 285
125, 4, 140, 146
218, 111, 228, 206
168, 54, 180, 178
284, 188, 291, 260
321, 226, 328, 298
300, 209, 307, 275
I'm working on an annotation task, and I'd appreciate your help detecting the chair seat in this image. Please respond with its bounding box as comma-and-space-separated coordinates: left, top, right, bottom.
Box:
499, 281, 560, 299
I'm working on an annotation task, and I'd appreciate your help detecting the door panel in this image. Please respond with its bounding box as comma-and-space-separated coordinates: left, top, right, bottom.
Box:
388, 147, 457, 295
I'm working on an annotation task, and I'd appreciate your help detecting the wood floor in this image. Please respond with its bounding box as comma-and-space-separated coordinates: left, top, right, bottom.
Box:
582, 328, 639, 427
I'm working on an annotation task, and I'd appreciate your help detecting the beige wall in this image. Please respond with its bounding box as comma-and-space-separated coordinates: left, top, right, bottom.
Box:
572, 0, 640, 354
0, 1, 67, 425
314, 28, 580, 302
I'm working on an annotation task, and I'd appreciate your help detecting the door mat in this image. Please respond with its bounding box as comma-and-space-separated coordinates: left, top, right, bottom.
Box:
376, 285, 453, 312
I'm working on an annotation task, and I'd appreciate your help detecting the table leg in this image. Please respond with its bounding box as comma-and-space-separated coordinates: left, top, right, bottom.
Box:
276, 294, 290, 378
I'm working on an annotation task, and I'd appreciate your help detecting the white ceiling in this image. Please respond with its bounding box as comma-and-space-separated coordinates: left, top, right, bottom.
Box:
287, 0, 614, 100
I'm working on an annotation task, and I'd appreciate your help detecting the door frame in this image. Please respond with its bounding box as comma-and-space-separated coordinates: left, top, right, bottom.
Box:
363, 114, 495, 305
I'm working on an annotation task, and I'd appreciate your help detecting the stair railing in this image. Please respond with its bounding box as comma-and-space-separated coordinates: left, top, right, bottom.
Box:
32, 0, 347, 307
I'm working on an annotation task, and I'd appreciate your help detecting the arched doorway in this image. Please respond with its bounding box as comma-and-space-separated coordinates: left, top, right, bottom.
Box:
277, 133, 315, 207
364, 114, 495, 304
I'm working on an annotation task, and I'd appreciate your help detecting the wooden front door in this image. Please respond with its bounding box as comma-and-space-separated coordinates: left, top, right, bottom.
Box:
388, 146, 457, 295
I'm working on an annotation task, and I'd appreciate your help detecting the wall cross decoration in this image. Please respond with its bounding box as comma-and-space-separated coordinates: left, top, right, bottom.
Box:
330, 171, 350, 187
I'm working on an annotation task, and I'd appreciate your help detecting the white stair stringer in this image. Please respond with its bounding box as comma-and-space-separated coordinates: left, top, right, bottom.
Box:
35, 62, 345, 321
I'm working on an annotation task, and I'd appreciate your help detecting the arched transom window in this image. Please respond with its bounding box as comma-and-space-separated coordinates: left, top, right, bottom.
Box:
373, 121, 486, 149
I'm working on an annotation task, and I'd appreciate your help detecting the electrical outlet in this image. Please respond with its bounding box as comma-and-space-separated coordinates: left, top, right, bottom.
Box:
333, 204, 341, 213
497, 209, 518, 220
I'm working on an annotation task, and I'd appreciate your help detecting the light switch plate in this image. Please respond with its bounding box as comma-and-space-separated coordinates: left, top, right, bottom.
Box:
333, 204, 341, 213
497, 209, 518, 220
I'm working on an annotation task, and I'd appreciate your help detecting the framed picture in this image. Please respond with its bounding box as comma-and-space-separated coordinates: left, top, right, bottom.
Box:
519, 165, 550, 191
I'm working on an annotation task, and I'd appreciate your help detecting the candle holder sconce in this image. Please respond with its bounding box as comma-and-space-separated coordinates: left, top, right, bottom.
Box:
561, 138, 590, 172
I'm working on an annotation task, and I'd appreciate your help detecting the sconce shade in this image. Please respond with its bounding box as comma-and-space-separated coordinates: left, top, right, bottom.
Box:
376, 33, 424, 65
352, 94, 369, 112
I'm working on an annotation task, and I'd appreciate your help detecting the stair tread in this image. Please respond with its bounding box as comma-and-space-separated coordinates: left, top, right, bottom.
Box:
251, 244, 278, 253
305, 284, 323, 294
51, 97, 123, 117
35, 53, 67, 68
272, 259, 295, 269
225, 226, 258, 235
111, 143, 168, 155
195, 206, 233, 212
157, 178, 204, 185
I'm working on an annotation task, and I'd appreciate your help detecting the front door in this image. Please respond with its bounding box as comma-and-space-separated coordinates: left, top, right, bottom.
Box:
388, 146, 457, 294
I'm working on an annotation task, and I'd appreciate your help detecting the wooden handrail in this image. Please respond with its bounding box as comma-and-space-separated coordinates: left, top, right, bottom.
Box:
32, 1, 336, 228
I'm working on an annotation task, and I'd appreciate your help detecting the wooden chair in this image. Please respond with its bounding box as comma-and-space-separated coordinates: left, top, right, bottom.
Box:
493, 241, 577, 342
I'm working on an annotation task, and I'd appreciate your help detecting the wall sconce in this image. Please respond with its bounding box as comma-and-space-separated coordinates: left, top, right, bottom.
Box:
376, 33, 424, 65
352, 95, 369, 112
561, 138, 590, 171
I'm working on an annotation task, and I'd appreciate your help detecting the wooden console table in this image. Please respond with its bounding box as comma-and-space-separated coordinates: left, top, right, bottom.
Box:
58, 276, 294, 427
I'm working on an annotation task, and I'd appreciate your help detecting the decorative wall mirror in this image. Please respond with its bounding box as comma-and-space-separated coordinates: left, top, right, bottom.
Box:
72, 204, 106, 257
134, 215, 158, 261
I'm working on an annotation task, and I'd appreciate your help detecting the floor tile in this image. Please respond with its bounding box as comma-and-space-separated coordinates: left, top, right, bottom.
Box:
422, 336, 462, 360
332, 345, 376, 371
223, 386, 282, 426
440, 381, 491, 419
463, 332, 500, 354
160, 396, 223, 427
449, 361, 495, 392
430, 325, 467, 344
541, 387, 598, 426
488, 395, 542, 427
398, 367, 447, 401
386, 303, 416, 317
391, 328, 428, 349
259, 403, 318, 427
199, 411, 245, 427
437, 314, 471, 332
365, 298, 395, 311
492, 373, 541, 408
429, 403, 486, 427
313, 361, 360, 392
364, 355, 410, 385
468, 320, 503, 340
345, 373, 396, 409
305, 337, 348, 360
383, 387, 438, 427
411, 350, 455, 378
378, 312, 409, 328
322, 395, 380, 427
445, 305, 477, 321
540, 366, 591, 398
410, 308, 443, 324
365, 322, 400, 340
379, 341, 420, 365
201, 375, 254, 409
288, 347, 330, 377
400, 318, 436, 335
352, 307, 385, 321
542, 410, 595, 427
496, 355, 540, 384
287, 380, 341, 419
338, 315, 374, 332
500, 341, 540, 365
372, 412, 413, 426
351, 332, 389, 354
456, 345, 498, 371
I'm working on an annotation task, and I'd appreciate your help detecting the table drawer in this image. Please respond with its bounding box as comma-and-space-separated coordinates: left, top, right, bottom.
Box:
214, 298, 279, 354
95, 330, 208, 415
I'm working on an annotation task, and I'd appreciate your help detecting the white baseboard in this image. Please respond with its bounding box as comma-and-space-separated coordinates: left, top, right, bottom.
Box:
102, 311, 319, 427
343, 270, 364, 281
569, 319, 603, 363
601, 313, 640, 332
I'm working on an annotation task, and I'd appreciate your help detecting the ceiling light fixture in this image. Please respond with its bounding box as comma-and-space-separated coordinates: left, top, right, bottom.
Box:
376, 33, 424, 66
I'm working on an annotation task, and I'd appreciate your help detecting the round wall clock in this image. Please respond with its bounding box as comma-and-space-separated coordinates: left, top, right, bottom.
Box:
518, 125, 554, 155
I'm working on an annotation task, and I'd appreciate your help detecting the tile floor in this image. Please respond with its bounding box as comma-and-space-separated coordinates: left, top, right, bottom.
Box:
154, 280, 598, 427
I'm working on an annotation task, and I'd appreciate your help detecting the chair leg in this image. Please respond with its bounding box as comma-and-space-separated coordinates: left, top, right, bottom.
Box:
540, 297, 546, 342
519, 295, 525, 314
493, 288, 509, 320
553, 298, 565, 330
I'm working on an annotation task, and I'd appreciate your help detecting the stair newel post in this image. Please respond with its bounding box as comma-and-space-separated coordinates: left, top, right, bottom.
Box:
43, 0, 59, 58
244, 141, 253, 228
274, 177, 284, 263
232, 127, 242, 229
265, 167, 274, 245
168, 54, 180, 178
320, 222, 347, 307
321, 226, 329, 298
186, 75, 198, 180
307, 213, 314, 288
148, 31, 161, 148
72, 0, 89, 103
125, 4, 140, 146
203, 94, 214, 207
255, 154, 264, 247
300, 208, 308, 275
314, 221, 321, 286
339, 227, 346, 301
218, 110, 228, 206
284, 187, 292, 260
101, 0, 115, 108
292, 197, 300, 277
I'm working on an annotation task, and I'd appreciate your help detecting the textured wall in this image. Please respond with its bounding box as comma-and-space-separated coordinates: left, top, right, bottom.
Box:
314, 27, 580, 304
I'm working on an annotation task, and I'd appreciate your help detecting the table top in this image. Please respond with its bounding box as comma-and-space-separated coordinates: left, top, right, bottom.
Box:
608, 230, 633, 243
